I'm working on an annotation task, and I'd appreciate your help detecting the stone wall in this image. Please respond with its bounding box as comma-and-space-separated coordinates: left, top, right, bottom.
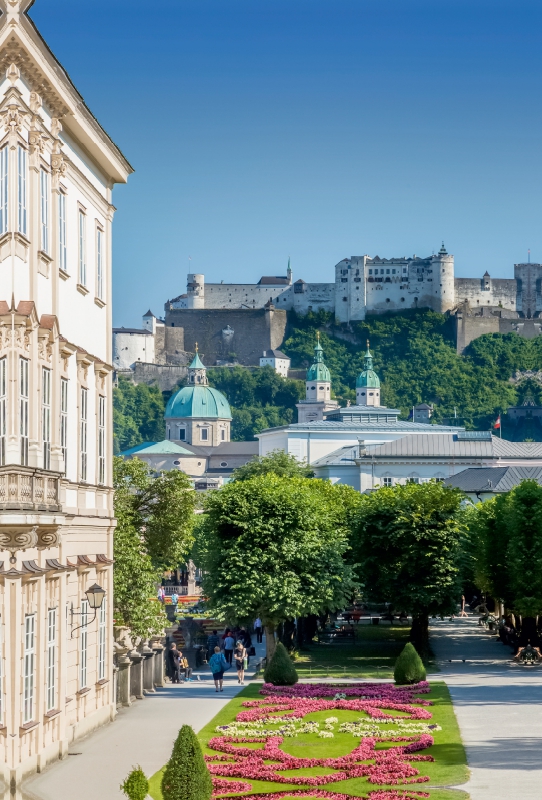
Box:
163, 306, 288, 366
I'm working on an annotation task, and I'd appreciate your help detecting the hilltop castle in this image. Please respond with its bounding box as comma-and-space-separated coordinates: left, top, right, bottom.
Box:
114, 248, 542, 377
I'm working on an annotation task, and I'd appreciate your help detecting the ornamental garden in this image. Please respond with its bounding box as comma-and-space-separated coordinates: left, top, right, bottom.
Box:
145, 677, 468, 800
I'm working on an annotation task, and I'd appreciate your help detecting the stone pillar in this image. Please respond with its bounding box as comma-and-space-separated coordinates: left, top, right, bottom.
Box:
130, 650, 145, 700
151, 636, 166, 688
141, 640, 156, 694
116, 650, 132, 707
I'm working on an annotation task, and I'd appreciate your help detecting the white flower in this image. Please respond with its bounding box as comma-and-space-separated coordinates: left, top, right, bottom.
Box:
325, 717, 338, 724
318, 730, 334, 738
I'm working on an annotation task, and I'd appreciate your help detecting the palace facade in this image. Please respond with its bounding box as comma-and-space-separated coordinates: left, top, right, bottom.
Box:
0, 0, 131, 785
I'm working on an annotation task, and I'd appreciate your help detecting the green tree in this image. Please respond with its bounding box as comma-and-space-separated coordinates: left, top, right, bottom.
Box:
196, 474, 359, 659
161, 725, 212, 800
113, 377, 166, 453
231, 449, 314, 481
113, 457, 195, 638
264, 641, 299, 685
470, 480, 542, 617
121, 766, 149, 800
394, 642, 426, 685
352, 482, 466, 653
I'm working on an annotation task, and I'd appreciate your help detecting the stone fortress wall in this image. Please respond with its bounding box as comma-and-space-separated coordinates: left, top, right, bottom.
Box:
115, 253, 542, 376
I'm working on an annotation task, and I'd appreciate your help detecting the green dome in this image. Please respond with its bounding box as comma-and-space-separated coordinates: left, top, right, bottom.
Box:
356, 370, 380, 389
165, 386, 232, 420
356, 343, 381, 388
306, 339, 331, 382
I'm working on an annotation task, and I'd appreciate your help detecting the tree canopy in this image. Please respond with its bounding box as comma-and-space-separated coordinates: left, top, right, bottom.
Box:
351, 481, 466, 652
468, 480, 542, 617
195, 474, 360, 657
113, 457, 196, 638
114, 378, 166, 453
231, 449, 314, 481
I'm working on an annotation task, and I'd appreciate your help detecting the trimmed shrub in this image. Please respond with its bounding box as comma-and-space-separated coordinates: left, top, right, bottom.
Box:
394, 642, 427, 685
264, 641, 299, 686
161, 724, 213, 800
121, 766, 149, 800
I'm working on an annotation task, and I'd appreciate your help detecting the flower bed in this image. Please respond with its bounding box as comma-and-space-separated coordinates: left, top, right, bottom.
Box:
148, 681, 468, 800
205, 682, 445, 800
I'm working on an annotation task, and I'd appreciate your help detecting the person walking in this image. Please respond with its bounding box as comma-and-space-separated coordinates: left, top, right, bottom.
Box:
166, 642, 181, 683
171, 591, 179, 615
224, 631, 235, 665
254, 618, 263, 644
209, 646, 228, 692
157, 586, 165, 603
234, 640, 247, 684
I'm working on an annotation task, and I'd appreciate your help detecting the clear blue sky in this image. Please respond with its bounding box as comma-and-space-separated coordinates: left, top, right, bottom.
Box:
31, 0, 542, 327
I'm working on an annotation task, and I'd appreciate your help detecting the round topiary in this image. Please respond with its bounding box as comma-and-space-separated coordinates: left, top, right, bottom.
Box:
264, 641, 299, 686
161, 724, 213, 800
394, 642, 427, 685
121, 766, 149, 800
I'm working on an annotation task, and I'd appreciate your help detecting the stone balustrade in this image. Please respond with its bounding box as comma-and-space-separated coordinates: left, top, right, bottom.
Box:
0, 465, 61, 512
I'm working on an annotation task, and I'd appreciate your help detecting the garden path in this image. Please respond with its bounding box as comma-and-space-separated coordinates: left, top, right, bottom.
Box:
17, 637, 267, 800
431, 615, 542, 800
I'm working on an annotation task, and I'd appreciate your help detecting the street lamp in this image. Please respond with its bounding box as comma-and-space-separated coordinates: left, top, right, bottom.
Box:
71, 583, 106, 638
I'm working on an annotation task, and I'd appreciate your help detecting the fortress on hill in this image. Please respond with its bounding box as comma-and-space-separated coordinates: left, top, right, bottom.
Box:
114, 247, 542, 380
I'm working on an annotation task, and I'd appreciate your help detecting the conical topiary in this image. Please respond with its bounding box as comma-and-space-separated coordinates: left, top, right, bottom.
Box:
121, 766, 149, 800
264, 641, 299, 686
161, 724, 213, 800
394, 642, 427, 685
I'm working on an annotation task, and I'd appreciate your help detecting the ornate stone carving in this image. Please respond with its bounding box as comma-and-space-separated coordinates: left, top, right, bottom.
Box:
0, 526, 38, 560
37, 528, 61, 550
29, 92, 42, 114
2, 102, 24, 136
6, 63, 19, 85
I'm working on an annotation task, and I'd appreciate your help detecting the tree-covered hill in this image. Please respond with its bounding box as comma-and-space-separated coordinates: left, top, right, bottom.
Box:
114, 309, 542, 449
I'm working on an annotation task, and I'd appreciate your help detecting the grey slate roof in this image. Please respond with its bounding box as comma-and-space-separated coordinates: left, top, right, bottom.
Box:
445, 466, 542, 493
258, 420, 466, 435
262, 350, 290, 359
113, 327, 150, 335
312, 445, 360, 468
356, 434, 542, 460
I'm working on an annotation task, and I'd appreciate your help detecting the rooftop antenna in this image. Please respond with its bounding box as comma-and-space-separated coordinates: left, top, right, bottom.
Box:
528, 249, 531, 263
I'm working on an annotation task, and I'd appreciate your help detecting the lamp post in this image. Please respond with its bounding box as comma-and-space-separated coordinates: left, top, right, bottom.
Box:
71, 583, 106, 638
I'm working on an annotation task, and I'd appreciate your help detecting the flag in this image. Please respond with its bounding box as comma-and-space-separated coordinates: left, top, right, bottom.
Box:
494, 415, 501, 430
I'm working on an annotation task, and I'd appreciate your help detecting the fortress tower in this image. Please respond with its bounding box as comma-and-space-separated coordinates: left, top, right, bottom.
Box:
186, 273, 205, 309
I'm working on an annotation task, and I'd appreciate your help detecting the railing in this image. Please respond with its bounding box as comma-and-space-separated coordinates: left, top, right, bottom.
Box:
0, 466, 61, 512
163, 585, 203, 597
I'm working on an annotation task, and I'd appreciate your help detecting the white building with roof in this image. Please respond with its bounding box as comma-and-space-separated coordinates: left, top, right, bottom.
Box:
260, 349, 291, 377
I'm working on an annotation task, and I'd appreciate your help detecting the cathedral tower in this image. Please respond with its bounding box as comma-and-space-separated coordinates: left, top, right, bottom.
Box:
296, 334, 339, 423
356, 342, 381, 406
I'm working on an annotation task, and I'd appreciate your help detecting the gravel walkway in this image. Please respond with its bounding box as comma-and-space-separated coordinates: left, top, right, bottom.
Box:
431, 616, 542, 800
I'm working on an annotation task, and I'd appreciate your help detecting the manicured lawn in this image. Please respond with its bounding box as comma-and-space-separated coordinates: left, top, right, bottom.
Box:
148, 681, 469, 800
294, 624, 413, 679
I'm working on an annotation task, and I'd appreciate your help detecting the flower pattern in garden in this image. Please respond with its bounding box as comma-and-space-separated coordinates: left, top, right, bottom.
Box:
208, 682, 438, 800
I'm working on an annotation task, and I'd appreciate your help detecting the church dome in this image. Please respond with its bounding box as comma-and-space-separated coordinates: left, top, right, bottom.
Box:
165, 386, 232, 420
356, 343, 381, 389
356, 369, 380, 389
306, 339, 331, 382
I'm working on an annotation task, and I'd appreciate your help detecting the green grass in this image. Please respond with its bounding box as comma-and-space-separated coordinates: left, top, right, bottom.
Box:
148, 681, 469, 800
293, 624, 412, 679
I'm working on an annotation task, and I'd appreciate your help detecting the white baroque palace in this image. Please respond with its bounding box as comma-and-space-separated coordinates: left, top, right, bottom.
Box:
0, 0, 131, 786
